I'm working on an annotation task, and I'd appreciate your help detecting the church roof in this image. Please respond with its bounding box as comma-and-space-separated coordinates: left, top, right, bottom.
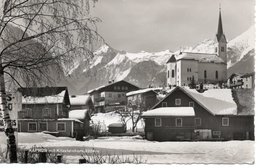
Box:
166, 54, 177, 63
174, 52, 225, 63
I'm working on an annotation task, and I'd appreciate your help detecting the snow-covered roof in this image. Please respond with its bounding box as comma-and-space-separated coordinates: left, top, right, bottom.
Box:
126, 88, 161, 97
154, 87, 237, 116
57, 118, 83, 124
171, 52, 225, 63
108, 123, 125, 127
69, 109, 89, 120
69, 95, 91, 106
142, 107, 195, 117
22, 90, 66, 104
182, 88, 237, 115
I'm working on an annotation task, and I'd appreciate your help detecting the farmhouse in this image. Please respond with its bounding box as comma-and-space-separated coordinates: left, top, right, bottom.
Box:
88, 80, 139, 113
17, 87, 83, 137
142, 86, 254, 141
166, 9, 227, 88
126, 88, 160, 112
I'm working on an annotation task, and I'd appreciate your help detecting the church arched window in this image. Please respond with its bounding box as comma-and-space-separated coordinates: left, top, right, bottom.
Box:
216, 71, 218, 79
204, 70, 207, 79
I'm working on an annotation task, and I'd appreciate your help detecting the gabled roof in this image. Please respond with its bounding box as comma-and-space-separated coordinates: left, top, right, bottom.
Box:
87, 80, 139, 94
69, 109, 91, 120
18, 87, 69, 104
18, 87, 67, 97
69, 95, 91, 106
228, 73, 243, 79
153, 87, 237, 116
241, 72, 255, 78
166, 54, 176, 63
126, 88, 160, 97
142, 107, 195, 117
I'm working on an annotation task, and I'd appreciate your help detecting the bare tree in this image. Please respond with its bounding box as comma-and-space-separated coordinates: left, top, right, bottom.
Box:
0, 0, 101, 163
117, 101, 144, 133
127, 104, 144, 133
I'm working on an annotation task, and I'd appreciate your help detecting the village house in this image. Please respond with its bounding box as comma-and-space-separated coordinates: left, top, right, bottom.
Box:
227, 73, 255, 89
166, 9, 227, 88
126, 88, 160, 112
88, 80, 139, 113
17, 87, 84, 137
68, 94, 94, 137
142, 86, 254, 141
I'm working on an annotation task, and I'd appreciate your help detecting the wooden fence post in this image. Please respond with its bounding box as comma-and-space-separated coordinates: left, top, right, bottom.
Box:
38, 152, 47, 163
57, 155, 62, 163
24, 150, 28, 163
79, 158, 86, 164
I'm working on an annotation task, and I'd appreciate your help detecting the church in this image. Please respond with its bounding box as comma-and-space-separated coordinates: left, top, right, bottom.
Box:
166, 9, 227, 88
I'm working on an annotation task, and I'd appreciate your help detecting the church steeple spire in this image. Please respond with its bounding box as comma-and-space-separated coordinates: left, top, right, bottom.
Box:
216, 5, 225, 42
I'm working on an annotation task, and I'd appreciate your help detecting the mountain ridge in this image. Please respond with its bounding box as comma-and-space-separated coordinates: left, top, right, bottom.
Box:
61, 26, 255, 94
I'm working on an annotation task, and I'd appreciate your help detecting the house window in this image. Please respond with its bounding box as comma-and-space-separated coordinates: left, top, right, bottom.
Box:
195, 117, 201, 126
204, 70, 207, 79
28, 122, 37, 131
125, 86, 128, 90
176, 118, 182, 127
172, 70, 174, 78
39, 122, 48, 131
118, 94, 121, 98
213, 131, 221, 136
222, 117, 229, 126
221, 47, 225, 52
216, 71, 218, 79
162, 102, 167, 107
114, 86, 117, 90
42, 108, 50, 117
175, 98, 181, 106
57, 122, 66, 132
189, 101, 194, 107
155, 118, 161, 127
215, 47, 218, 53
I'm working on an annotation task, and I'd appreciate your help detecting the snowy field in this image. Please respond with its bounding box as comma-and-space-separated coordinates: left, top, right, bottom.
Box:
0, 132, 254, 164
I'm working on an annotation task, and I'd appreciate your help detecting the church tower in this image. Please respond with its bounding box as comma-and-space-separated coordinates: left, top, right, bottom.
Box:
215, 7, 227, 63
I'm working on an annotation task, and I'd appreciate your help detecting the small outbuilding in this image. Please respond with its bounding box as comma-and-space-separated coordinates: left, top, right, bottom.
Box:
69, 109, 91, 138
108, 123, 126, 134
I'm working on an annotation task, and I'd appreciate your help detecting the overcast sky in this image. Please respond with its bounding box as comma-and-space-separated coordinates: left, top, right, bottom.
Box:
92, 0, 255, 52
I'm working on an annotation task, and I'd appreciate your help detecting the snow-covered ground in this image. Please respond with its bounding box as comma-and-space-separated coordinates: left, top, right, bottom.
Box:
0, 132, 254, 164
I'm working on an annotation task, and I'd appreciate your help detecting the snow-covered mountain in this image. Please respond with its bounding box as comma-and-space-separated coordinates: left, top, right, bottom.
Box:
227, 26, 255, 68
63, 26, 255, 94
62, 45, 173, 94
